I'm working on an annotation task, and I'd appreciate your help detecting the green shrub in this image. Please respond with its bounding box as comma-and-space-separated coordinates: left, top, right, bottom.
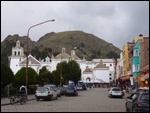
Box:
28, 85, 37, 94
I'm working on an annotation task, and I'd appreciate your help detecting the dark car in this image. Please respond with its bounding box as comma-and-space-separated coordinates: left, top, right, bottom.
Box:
125, 91, 149, 112
58, 86, 66, 95
81, 83, 87, 90
133, 87, 149, 93
65, 86, 78, 96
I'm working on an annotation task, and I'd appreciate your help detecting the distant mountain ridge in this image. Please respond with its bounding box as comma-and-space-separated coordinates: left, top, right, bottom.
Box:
1, 30, 121, 65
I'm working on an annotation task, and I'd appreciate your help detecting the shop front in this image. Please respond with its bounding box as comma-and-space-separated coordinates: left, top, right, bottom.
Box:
117, 75, 131, 90
140, 73, 149, 87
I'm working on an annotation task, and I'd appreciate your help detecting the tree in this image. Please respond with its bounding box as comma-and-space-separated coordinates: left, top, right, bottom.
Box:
51, 70, 60, 85
1, 63, 15, 88
54, 60, 81, 85
35, 66, 53, 86
67, 60, 81, 85
13, 67, 38, 87
106, 51, 119, 61
55, 61, 68, 85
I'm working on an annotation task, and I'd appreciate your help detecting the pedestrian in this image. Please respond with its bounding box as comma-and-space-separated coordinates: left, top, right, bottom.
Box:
126, 85, 128, 93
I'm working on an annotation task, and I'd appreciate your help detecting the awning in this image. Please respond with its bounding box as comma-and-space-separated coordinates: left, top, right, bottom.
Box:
121, 76, 130, 82
140, 73, 149, 81
119, 75, 131, 82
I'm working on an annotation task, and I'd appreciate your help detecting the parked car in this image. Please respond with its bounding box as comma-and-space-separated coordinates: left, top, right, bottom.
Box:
125, 91, 149, 112
108, 87, 123, 98
65, 86, 78, 96
82, 83, 87, 90
35, 86, 57, 101
44, 84, 61, 97
133, 87, 149, 93
58, 86, 66, 95
76, 84, 83, 91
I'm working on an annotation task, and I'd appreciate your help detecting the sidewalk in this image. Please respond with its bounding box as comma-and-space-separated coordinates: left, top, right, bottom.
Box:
1, 94, 36, 106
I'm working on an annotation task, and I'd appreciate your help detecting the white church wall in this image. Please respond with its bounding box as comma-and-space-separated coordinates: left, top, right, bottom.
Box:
104, 63, 115, 71
82, 73, 93, 83
95, 69, 109, 83
79, 63, 87, 74
10, 57, 21, 75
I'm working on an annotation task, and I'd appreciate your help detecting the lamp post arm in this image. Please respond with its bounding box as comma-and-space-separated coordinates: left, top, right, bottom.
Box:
27, 19, 55, 34
26, 19, 55, 95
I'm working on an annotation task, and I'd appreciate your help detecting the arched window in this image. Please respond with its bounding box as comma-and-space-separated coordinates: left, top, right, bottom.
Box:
86, 77, 91, 82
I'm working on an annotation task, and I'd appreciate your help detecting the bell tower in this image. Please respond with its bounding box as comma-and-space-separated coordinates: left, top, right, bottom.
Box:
9, 40, 25, 75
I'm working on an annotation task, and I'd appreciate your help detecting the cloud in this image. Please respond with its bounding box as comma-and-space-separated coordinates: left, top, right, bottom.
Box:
1, 1, 149, 49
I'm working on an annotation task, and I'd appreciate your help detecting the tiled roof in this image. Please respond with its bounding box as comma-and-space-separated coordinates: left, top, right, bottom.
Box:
95, 63, 109, 68
71, 54, 81, 60
55, 53, 71, 59
83, 68, 93, 73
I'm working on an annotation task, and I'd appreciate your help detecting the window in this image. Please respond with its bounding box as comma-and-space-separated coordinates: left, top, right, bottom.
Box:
109, 74, 112, 76
136, 65, 139, 71
14, 51, 16, 56
131, 93, 138, 100
18, 52, 20, 56
110, 64, 112, 66
109, 78, 112, 80
141, 94, 149, 101
135, 50, 138, 56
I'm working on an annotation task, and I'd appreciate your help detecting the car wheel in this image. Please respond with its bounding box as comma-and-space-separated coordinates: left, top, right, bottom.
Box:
125, 104, 129, 112
76, 93, 78, 96
55, 96, 57, 100
109, 94, 112, 98
36, 98, 39, 101
132, 107, 136, 112
50, 95, 53, 101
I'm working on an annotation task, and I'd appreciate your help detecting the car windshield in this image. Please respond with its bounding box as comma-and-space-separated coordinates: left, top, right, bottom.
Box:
112, 88, 121, 91
37, 87, 48, 91
66, 87, 74, 90
59, 87, 65, 90
140, 93, 149, 101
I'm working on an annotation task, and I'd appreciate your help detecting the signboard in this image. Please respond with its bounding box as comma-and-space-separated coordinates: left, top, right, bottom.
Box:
130, 77, 133, 85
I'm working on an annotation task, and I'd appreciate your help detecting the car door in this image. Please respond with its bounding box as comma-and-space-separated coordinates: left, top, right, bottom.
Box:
50, 86, 57, 97
127, 93, 138, 111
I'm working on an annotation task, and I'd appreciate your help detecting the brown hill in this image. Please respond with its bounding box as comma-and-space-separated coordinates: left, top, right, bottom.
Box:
1, 30, 121, 65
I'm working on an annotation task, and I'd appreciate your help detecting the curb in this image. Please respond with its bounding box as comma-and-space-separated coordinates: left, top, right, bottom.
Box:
1, 98, 36, 106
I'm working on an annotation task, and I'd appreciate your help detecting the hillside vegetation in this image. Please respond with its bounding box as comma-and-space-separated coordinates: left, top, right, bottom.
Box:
1, 30, 121, 65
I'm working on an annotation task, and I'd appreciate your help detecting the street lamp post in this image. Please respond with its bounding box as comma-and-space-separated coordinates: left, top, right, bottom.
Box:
26, 19, 55, 94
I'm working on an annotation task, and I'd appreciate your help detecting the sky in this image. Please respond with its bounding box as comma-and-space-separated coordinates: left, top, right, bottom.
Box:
1, 1, 149, 49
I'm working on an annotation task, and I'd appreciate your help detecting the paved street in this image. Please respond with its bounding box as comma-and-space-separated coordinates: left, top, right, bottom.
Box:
1, 88, 127, 112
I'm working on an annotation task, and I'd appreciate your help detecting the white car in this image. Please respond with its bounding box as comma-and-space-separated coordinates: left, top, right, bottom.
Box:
108, 87, 123, 98
35, 86, 57, 101
76, 85, 83, 91
44, 84, 61, 97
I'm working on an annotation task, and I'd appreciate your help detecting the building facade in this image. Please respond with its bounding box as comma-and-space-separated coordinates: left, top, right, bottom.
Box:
9, 40, 116, 85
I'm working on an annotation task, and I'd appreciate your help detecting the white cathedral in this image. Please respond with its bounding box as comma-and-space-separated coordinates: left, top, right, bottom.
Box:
9, 40, 116, 85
